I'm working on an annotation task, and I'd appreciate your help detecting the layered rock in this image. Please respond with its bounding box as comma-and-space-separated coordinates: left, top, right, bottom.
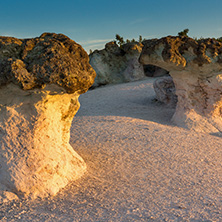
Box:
89, 41, 145, 87
140, 36, 222, 133
0, 33, 96, 200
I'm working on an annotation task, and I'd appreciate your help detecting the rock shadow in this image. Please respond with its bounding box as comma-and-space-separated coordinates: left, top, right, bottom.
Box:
76, 79, 176, 127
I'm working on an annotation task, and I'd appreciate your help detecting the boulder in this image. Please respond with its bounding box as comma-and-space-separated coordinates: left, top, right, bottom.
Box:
0, 33, 96, 200
153, 76, 177, 107
140, 36, 222, 133
89, 41, 145, 87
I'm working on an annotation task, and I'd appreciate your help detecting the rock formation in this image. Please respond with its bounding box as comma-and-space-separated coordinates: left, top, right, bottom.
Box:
153, 76, 177, 107
140, 36, 222, 133
89, 41, 145, 87
0, 33, 96, 200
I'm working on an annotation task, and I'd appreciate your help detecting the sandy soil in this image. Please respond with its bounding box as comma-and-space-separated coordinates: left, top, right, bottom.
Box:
0, 78, 221, 221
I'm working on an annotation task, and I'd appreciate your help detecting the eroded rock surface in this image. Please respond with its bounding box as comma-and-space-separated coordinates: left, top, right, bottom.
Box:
140, 36, 222, 133
0, 33, 96, 200
0, 32, 95, 93
89, 41, 145, 87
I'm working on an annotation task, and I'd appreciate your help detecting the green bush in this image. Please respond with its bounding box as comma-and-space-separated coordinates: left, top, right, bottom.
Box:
115, 34, 125, 47
178, 29, 189, 37
115, 34, 145, 47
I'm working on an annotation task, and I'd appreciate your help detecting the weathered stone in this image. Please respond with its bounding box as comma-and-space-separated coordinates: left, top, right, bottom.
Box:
140, 36, 222, 133
0, 33, 96, 94
89, 41, 145, 87
0, 33, 96, 199
153, 76, 177, 107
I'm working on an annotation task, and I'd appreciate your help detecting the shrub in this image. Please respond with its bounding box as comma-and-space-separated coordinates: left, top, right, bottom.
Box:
115, 34, 125, 47
178, 29, 189, 37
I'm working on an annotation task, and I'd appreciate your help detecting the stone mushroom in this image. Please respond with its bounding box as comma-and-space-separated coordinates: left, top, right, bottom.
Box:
139, 36, 222, 133
0, 33, 96, 200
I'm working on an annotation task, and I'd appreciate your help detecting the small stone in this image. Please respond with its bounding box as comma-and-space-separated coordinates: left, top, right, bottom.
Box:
153, 76, 177, 107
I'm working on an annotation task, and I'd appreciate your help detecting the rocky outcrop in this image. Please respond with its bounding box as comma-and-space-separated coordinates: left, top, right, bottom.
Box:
89, 41, 145, 87
153, 76, 177, 107
140, 36, 222, 133
0, 33, 96, 200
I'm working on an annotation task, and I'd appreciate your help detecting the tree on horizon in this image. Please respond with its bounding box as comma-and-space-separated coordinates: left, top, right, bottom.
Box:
115, 34, 125, 47
178, 29, 189, 37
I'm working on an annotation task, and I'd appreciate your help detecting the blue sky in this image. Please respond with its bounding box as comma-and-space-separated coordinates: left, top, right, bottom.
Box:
1, 0, 222, 52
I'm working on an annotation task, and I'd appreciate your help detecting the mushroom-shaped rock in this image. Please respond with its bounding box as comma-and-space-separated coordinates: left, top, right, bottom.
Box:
140, 36, 222, 133
0, 33, 96, 200
89, 41, 145, 87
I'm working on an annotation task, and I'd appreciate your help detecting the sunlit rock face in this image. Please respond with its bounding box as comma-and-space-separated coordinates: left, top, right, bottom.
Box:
0, 33, 96, 200
89, 41, 145, 87
140, 36, 222, 133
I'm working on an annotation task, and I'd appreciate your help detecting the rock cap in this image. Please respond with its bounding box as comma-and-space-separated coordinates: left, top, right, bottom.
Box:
0, 33, 96, 94
140, 36, 222, 74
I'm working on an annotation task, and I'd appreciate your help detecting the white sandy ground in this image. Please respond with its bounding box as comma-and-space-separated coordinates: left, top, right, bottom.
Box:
0, 77, 222, 221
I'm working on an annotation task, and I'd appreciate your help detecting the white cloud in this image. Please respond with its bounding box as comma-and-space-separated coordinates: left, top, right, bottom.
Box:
0, 30, 37, 39
79, 38, 113, 45
83, 42, 108, 53
79, 38, 114, 53
143, 35, 156, 39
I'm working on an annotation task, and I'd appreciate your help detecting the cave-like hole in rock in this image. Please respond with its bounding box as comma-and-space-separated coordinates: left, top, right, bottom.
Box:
143, 64, 169, 77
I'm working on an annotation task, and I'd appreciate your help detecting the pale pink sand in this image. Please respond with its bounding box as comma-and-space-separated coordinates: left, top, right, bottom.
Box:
1, 78, 221, 221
